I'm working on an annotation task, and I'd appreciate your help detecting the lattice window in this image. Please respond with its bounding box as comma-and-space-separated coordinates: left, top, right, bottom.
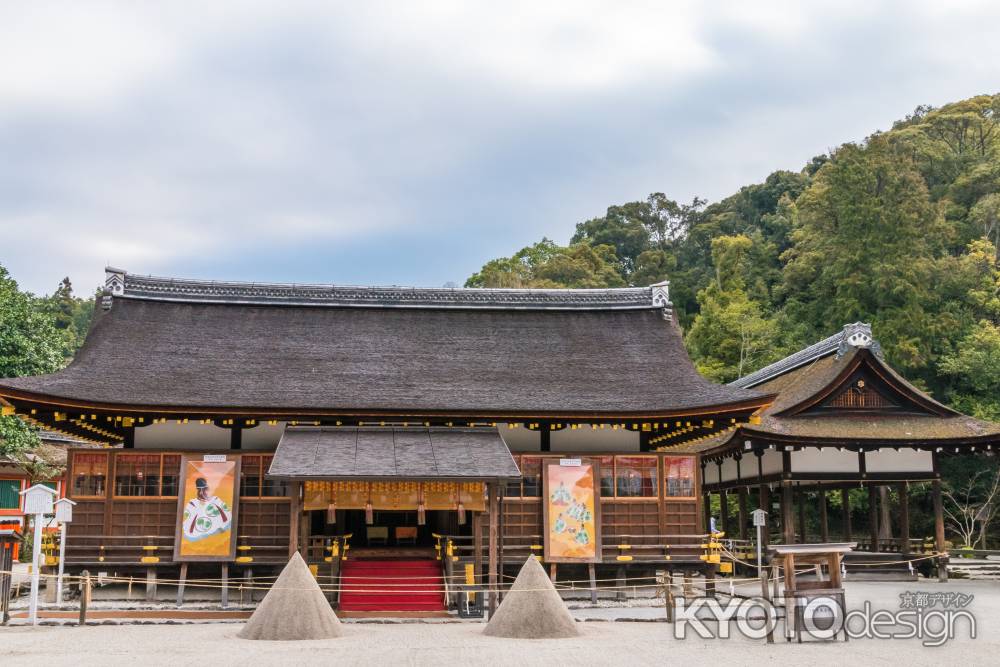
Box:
71, 452, 108, 498
829, 380, 895, 409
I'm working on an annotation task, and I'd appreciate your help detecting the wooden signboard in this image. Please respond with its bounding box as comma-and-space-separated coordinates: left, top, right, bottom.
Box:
173, 455, 241, 561
542, 458, 602, 563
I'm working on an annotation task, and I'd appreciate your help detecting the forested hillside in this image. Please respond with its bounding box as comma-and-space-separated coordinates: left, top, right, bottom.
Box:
468, 94, 1000, 422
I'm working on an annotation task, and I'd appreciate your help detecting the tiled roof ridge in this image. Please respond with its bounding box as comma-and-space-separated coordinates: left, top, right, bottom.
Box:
103, 268, 672, 313
730, 322, 879, 389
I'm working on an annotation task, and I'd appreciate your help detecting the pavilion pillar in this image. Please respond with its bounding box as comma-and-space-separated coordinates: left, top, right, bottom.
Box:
758, 485, 770, 549
899, 483, 910, 556
487, 481, 500, 616
703, 492, 712, 534
719, 490, 730, 536
290, 481, 303, 560
932, 480, 948, 582
737, 488, 749, 541
868, 485, 879, 552
819, 490, 829, 543
841, 488, 852, 542
797, 489, 807, 542
780, 482, 794, 544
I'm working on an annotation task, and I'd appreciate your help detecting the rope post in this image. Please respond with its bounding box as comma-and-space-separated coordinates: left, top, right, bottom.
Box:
79, 570, 90, 626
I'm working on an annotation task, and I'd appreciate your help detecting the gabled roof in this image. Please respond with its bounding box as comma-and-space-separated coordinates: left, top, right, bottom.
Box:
0, 269, 764, 417
663, 324, 1000, 453
269, 426, 520, 480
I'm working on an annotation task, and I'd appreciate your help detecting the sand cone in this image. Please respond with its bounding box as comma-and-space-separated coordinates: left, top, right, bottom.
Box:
238, 552, 344, 640
483, 556, 579, 638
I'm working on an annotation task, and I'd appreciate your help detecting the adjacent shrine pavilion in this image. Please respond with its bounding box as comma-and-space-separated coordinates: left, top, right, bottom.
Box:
0, 269, 997, 610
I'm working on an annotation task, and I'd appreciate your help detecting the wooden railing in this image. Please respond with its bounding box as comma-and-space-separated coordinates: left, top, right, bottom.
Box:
62, 533, 290, 565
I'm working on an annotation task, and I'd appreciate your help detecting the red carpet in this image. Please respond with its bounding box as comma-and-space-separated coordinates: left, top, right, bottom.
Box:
338, 559, 446, 612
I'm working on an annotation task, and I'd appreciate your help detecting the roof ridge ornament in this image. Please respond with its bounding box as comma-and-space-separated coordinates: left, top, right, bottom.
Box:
650, 280, 671, 321
836, 322, 882, 358
103, 267, 126, 310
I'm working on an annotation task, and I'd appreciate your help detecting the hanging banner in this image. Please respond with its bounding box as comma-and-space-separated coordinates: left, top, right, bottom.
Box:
543, 458, 602, 563
174, 456, 241, 561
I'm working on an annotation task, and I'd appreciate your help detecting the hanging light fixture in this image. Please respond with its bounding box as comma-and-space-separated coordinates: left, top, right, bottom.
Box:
456, 485, 466, 525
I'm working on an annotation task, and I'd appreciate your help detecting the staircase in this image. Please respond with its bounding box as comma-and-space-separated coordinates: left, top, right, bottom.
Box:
338, 559, 446, 612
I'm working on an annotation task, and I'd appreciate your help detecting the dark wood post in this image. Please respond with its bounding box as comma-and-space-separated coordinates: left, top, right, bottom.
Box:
289, 481, 303, 559
797, 489, 807, 542
868, 485, 879, 552
758, 485, 770, 548
932, 480, 948, 582
819, 490, 829, 543
841, 488, 852, 542
703, 492, 713, 534
487, 482, 500, 616
719, 490, 730, 536
899, 483, 910, 555
781, 482, 794, 544
738, 488, 749, 541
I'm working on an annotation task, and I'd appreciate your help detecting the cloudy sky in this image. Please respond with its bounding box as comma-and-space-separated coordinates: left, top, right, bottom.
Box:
2, 1, 999, 295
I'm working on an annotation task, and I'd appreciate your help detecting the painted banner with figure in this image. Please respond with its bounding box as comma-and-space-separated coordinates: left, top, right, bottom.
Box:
174, 456, 241, 561
542, 458, 602, 563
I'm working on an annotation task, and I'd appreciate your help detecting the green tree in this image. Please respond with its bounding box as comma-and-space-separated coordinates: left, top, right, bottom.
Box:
465, 240, 625, 289
0, 265, 65, 457
686, 235, 782, 382
781, 137, 946, 375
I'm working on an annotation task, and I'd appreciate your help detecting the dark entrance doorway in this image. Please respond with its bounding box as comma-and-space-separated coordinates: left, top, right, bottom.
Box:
308, 509, 473, 551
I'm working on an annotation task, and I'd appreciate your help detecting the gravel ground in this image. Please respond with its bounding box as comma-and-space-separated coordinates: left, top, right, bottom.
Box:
4, 579, 997, 666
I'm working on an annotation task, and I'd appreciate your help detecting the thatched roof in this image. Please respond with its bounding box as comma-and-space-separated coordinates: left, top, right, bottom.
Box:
0, 270, 763, 417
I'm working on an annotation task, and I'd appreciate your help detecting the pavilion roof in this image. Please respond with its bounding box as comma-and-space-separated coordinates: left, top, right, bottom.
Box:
661, 327, 1000, 454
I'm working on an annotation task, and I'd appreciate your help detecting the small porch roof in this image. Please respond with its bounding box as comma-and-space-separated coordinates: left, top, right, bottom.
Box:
268, 426, 521, 481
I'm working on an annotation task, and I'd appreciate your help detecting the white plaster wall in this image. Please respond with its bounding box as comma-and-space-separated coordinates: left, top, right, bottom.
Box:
791, 448, 860, 474
760, 449, 784, 476
242, 422, 286, 449
865, 449, 934, 473
498, 425, 540, 452
134, 422, 232, 449
719, 457, 740, 483
550, 426, 640, 452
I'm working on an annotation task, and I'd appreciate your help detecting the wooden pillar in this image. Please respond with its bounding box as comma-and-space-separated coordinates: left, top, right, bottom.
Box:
899, 483, 910, 555
473, 512, 483, 585
487, 482, 499, 616
797, 489, 807, 542
780, 482, 794, 544
220, 564, 229, 609
145, 567, 157, 602
289, 481, 303, 559
819, 490, 829, 543
176, 563, 188, 606
932, 480, 948, 582
703, 492, 713, 533
738, 488, 749, 541
868, 485, 879, 552
758, 485, 770, 548
841, 488, 852, 542
719, 490, 730, 536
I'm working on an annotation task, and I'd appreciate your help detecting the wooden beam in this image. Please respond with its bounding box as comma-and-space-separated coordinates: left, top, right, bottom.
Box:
797, 489, 807, 542
176, 563, 187, 606
487, 482, 499, 616
738, 488, 749, 541
932, 480, 948, 582
703, 492, 712, 534
758, 485, 770, 548
289, 481, 303, 559
868, 485, 879, 552
719, 490, 730, 536
145, 567, 157, 602
781, 482, 794, 544
819, 490, 829, 543
898, 482, 910, 555
841, 487, 852, 542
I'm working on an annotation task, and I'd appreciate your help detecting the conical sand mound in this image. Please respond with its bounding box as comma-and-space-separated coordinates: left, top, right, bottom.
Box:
238, 552, 343, 640
483, 556, 579, 638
